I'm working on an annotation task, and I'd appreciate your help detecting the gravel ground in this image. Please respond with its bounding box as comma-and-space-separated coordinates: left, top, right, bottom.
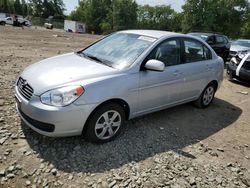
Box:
0, 26, 250, 188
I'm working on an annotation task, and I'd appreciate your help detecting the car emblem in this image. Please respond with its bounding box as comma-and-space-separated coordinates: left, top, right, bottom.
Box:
20, 79, 28, 89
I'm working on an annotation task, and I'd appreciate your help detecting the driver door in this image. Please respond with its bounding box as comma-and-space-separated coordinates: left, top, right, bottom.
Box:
137, 38, 185, 114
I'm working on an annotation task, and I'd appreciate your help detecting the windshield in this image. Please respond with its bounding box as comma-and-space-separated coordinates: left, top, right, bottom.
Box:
233, 40, 250, 48
81, 33, 156, 69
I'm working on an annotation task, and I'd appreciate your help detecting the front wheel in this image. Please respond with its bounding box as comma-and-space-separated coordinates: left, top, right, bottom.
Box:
194, 84, 216, 108
84, 103, 125, 143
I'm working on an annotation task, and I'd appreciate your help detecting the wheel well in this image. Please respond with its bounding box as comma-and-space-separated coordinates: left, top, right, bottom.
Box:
82, 99, 130, 135
210, 80, 218, 91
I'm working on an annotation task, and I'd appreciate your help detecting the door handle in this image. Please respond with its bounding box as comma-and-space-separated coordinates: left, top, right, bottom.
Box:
173, 70, 182, 76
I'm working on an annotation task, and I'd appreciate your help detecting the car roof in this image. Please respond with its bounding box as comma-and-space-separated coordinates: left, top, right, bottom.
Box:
189, 32, 227, 37
119, 30, 184, 39
189, 32, 212, 36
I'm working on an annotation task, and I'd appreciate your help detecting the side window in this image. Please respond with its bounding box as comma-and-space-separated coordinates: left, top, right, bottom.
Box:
7, 18, 11, 20
216, 36, 224, 44
147, 39, 181, 66
207, 36, 214, 44
223, 37, 228, 44
184, 39, 211, 63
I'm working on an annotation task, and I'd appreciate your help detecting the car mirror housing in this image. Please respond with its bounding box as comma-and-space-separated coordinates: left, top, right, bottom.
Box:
144, 59, 165, 72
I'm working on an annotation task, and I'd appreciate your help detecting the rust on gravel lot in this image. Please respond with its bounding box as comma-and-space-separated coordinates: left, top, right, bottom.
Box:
0, 26, 250, 188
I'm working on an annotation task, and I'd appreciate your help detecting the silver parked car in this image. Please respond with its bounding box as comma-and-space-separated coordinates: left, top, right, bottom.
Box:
15, 30, 224, 143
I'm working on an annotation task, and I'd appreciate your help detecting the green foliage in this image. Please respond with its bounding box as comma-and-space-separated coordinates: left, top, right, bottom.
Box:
0, 0, 15, 13
14, 0, 22, 15
182, 0, 249, 38
112, 0, 138, 30
137, 5, 177, 31
0, 0, 64, 18
29, 0, 65, 18
68, 0, 138, 33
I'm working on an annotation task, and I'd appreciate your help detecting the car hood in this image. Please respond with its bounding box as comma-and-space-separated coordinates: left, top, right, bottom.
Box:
20, 52, 117, 95
230, 45, 250, 52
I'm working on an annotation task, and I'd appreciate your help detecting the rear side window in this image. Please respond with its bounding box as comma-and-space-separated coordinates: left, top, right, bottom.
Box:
148, 39, 181, 66
184, 39, 212, 63
207, 36, 214, 44
216, 36, 224, 44
223, 37, 229, 44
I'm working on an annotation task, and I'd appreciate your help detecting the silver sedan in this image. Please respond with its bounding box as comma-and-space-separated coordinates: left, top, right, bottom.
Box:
15, 30, 224, 143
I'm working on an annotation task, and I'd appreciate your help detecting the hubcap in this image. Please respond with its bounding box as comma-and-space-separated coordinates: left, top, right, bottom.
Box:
203, 86, 214, 106
95, 110, 121, 140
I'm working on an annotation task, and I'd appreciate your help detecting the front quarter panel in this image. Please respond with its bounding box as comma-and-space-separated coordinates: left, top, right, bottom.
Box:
74, 72, 139, 118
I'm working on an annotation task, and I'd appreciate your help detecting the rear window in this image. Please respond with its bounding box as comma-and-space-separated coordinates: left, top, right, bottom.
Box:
216, 36, 225, 44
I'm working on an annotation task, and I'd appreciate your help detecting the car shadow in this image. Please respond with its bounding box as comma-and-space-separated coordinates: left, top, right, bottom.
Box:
22, 98, 242, 173
230, 79, 250, 88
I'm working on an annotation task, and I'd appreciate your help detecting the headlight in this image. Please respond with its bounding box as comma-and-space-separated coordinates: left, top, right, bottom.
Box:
238, 50, 250, 59
40, 86, 84, 107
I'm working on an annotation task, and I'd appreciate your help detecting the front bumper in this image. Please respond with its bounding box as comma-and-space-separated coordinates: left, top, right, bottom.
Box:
227, 63, 250, 83
15, 86, 96, 137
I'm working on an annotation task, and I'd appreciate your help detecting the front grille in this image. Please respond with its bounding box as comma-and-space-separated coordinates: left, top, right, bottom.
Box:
229, 51, 237, 57
17, 77, 34, 101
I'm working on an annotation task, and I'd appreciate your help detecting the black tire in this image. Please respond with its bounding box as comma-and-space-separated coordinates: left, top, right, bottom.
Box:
84, 103, 125, 143
0, 21, 5, 26
194, 83, 216, 108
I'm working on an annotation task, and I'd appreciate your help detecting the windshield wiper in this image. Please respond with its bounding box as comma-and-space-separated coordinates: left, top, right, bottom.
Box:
78, 52, 114, 68
86, 54, 103, 63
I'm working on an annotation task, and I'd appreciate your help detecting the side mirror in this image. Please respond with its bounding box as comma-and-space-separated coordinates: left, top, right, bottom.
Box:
144, 59, 165, 72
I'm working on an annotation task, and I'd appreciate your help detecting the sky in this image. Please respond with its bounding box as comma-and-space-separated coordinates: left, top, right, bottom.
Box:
63, 0, 185, 15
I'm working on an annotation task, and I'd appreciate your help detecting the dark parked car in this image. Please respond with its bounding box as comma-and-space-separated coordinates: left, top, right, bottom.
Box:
188, 32, 230, 62
227, 52, 250, 84
227, 40, 250, 84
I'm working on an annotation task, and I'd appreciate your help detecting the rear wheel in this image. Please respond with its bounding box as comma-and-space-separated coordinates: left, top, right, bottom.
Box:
194, 83, 216, 108
85, 103, 125, 143
0, 21, 6, 25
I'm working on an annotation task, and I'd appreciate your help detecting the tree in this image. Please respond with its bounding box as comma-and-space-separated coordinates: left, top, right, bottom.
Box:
68, 0, 137, 33
0, 0, 15, 13
14, 0, 22, 14
137, 5, 177, 31
21, 0, 28, 16
182, 0, 249, 38
29, 0, 64, 18
112, 0, 138, 30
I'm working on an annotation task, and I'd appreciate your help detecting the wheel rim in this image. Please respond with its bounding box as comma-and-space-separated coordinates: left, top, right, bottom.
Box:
203, 86, 214, 106
94, 110, 121, 140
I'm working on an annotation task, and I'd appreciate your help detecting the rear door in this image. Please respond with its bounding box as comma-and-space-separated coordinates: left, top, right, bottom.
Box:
179, 38, 214, 99
212, 35, 227, 57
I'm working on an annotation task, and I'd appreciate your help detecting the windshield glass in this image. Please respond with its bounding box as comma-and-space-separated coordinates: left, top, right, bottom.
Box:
233, 40, 250, 48
81, 33, 156, 69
